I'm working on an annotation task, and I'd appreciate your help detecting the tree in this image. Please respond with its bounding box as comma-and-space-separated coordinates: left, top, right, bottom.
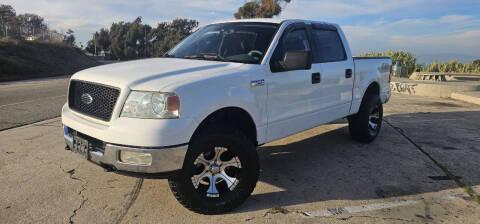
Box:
109, 21, 127, 59
88, 17, 198, 60
85, 39, 96, 55
0, 5, 65, 41
428, 61, 440, 72
63, 29, 75, 46
0, 4, 16, 37
17, 13, 45, 37
151, 18, 198, 57
473, 59, 480, 67
94, 28, 110, 52
234, 0, 291, 19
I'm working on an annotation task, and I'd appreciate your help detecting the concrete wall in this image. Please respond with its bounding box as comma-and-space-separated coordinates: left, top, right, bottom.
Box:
390, 81, 480, 98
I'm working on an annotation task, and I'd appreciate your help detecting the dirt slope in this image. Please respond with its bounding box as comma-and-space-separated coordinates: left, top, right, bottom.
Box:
0, 39, 100, 82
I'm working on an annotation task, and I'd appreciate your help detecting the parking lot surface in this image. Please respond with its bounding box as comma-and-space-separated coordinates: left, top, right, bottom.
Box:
1, 93, 479, 223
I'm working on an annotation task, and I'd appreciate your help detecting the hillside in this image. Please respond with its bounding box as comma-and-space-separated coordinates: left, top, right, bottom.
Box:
0, 39, 100, 82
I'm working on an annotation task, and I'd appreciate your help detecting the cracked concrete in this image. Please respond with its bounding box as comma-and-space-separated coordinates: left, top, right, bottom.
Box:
385, 120, 480, 202
0, 118, 139, 223
1, 94, 480, 223
59, 167, 89, 224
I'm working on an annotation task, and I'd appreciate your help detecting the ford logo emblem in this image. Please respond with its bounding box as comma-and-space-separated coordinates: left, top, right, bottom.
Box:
81, 93, 93, 105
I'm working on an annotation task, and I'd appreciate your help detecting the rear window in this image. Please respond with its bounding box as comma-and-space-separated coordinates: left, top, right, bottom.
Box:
311, 29, 346, 63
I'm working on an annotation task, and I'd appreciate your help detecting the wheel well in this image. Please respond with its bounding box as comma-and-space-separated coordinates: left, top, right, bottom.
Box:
365, 82, 380, 97
191, 107, 257, 145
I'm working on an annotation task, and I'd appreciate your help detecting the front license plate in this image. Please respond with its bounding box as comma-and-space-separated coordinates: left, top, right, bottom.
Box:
72, 135, 90, 159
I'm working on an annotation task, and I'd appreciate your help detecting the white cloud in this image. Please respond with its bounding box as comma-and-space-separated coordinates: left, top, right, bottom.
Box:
391, 30, 480, 54
281, 0, 424, 19
2, 0, 239, 45
439, 15, 472, 23
2, 0, 480, 58
389, 18, 431, 26
342, 25, 392, 54
344, 19, 480, 56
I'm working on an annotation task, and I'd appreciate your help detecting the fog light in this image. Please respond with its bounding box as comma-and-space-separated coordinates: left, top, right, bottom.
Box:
120, 151, 152, 165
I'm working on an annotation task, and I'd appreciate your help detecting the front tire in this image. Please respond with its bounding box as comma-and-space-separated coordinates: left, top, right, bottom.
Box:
168, 127, 259, 214
348, 94, 383, 143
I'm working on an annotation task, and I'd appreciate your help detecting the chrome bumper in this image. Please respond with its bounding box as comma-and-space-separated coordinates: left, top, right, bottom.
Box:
63, 125, 187, 173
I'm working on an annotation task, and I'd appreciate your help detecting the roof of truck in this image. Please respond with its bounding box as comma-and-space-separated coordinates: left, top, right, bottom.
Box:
211, 18, 335, 26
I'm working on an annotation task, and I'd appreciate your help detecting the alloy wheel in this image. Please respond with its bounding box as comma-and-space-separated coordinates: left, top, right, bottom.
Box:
190, 147, 242, 198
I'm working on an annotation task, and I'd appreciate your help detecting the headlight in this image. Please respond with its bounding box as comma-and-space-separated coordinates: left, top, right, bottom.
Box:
121, 91, 179, 119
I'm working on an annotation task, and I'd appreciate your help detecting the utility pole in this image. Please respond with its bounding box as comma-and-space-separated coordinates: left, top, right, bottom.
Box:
91, 33, 97, 56
144, 26, 147, 57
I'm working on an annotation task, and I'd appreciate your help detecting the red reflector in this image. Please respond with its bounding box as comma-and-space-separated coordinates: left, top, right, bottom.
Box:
389, 65, 393, 83
167, 95, 179, 111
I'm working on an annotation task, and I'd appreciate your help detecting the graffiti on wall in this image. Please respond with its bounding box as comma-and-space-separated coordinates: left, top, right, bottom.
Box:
391, 82, 418, 95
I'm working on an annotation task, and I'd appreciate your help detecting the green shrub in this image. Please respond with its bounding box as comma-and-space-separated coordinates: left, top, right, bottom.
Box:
423, 60, 480, 73
359, 50, 480, 74
359, 51, 416, 77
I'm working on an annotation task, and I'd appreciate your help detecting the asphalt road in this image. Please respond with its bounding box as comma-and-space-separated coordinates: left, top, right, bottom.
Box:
1, 87, 479, 223
0, 76, 70, 131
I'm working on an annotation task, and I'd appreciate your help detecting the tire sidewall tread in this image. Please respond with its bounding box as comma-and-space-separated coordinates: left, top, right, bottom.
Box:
168, 126, 259, 214
348, 94, 383, 143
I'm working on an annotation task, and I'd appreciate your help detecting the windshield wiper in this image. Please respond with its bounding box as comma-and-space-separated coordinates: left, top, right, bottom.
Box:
162, 53, 175, 58
183, 54, 231, 62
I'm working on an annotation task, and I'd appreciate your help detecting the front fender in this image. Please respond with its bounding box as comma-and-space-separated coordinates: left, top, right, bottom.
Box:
173, 67, 267, 144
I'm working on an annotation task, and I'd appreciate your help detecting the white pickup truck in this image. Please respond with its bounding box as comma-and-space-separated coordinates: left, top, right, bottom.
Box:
62, 19, 391, 214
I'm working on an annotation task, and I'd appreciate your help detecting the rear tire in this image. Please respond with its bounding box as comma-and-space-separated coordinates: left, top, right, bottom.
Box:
348, 94, 383, 143
168, 127, 259, 214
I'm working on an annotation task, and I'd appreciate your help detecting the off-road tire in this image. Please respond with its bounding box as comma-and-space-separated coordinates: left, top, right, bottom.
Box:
168, 127, 259, 214
348, 94, 383, 143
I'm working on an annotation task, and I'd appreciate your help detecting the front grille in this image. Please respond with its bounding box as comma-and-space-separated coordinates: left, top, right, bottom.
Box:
68, 80, 120, 121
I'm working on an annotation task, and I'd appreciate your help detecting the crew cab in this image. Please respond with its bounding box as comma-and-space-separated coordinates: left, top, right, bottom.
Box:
62, 19, 391, 214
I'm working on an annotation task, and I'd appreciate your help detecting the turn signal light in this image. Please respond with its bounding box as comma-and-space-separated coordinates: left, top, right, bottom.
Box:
167, 95, 180, 111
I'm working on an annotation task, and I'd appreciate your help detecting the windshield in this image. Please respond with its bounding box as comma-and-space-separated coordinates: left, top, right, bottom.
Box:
167, 22, 279, 64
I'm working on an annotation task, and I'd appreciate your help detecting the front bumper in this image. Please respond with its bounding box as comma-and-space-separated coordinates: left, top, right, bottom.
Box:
64, 126, 187, 173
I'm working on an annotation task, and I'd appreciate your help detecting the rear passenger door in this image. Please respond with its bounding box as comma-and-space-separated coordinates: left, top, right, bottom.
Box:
309, 23, 354, 124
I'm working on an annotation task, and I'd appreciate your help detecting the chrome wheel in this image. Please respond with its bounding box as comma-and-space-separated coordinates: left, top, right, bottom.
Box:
191, 147, 242, 198
368, 105, 380, 135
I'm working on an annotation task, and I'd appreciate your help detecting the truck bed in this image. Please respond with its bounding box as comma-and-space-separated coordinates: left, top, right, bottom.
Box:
352, 56, 392, 105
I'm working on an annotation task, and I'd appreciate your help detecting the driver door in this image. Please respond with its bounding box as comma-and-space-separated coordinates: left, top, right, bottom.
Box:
265, 23, 315, 141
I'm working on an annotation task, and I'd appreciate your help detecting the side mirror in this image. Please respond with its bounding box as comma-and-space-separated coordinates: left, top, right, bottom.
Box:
281, 50, 312, 71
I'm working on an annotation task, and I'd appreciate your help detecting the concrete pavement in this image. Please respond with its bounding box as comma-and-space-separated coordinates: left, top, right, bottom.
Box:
451, 91, 480, 105
1, 93, 479, 223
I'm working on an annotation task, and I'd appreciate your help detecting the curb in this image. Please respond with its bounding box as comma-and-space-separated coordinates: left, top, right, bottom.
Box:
451, 92, 480, 105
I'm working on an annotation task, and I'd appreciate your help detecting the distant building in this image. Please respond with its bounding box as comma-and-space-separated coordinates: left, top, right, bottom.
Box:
25, 35, 39, 41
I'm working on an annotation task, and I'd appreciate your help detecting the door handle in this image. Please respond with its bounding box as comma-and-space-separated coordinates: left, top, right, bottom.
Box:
312, 72, 321, 84
345, 69, 353, 78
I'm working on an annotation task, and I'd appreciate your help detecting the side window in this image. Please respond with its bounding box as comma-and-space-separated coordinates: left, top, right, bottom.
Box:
311, 29, 346, 63
270, 28, 310, 72
284, 29, 310, 52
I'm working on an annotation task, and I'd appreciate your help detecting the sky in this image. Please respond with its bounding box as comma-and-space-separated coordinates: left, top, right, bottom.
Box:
3, 0, 480, 62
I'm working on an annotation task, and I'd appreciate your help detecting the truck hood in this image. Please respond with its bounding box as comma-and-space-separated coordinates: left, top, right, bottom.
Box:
71, 58, 246, 91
